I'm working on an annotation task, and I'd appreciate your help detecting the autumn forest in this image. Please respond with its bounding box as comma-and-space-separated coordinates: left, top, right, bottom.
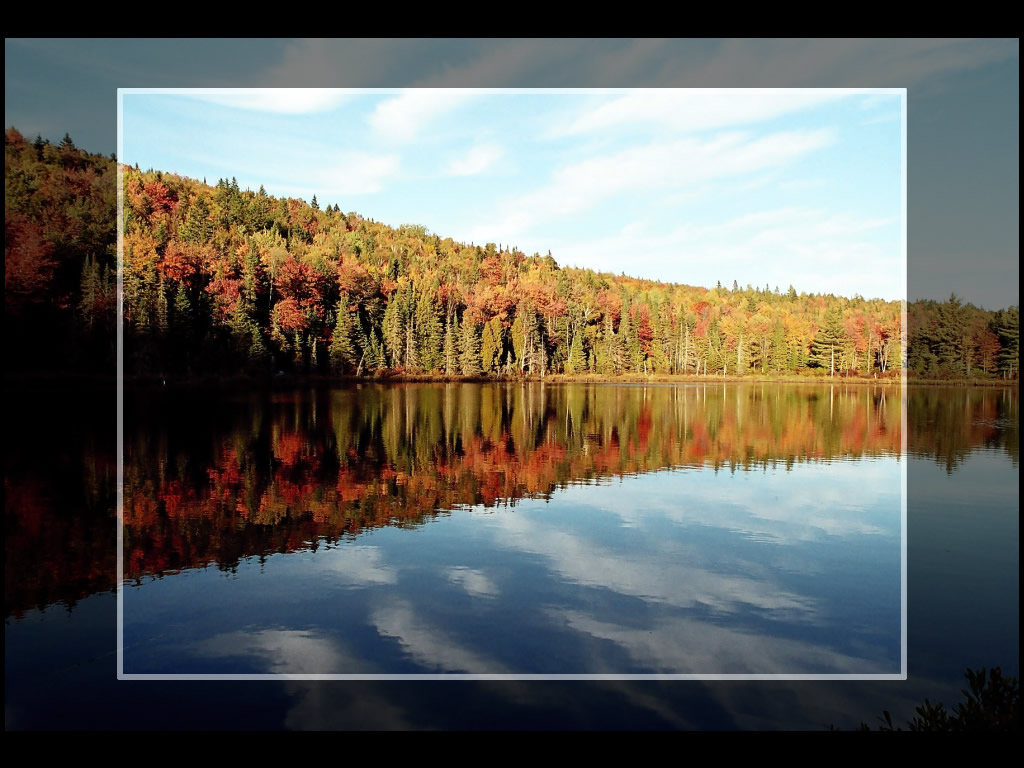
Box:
3, 128, 1020, 381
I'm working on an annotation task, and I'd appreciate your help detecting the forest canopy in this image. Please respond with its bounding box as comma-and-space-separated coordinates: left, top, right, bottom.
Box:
4, 127, 1019, 381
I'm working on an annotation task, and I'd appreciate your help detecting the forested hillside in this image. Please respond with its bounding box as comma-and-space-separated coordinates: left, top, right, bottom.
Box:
4, 128, 1019, 380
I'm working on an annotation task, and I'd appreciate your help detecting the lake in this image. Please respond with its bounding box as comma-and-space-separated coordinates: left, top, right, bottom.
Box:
4, 383, 1018, 722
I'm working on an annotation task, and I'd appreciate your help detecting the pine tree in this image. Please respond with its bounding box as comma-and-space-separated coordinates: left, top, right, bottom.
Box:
415, 291, 443, 372
293, 331, 305, 372
444, 317, 458, 376
329, 298, 356, 373
174, 283, 193, 336
997, 306, 1019, 377
771, 320, 787, 373
249, 325, 269, 367
382, 298, 404, 369
180, 196, 213, 243
459, 315, 482, 375
511, 313, 526, 372
156, 277, 169, 335
565, 328, 585, 374
935, 293, 969, 375
809, 306, 847, 376
480, 317, 501, 374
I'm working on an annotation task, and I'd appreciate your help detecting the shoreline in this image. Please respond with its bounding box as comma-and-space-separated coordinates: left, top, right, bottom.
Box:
4, 371, 1019, 391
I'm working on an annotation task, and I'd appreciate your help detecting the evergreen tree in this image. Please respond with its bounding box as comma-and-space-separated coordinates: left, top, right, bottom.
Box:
249, 324, 269, 367
174, 283, 193, 336
510, 313, 526, 372
444, 318, 458, 376
293, 331, 305, 372
480, 316, 501, 374
415, 291, 443, 372
329, 298, 356, 373
934, 294, 969, 375
997, 306, 1019, 377
382, 297, 404, 368
565, 328, 585, 374
809, 306, 847, 376
771, 320, 787, 372
156, 277, 169, 335
180, 196, 213, 243
459, 315, 482, 375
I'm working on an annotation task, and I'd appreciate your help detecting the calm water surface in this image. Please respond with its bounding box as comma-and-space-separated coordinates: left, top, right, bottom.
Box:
5, 383, 1018, 723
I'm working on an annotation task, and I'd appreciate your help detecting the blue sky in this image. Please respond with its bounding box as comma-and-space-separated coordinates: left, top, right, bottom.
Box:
122, 89, 903, 300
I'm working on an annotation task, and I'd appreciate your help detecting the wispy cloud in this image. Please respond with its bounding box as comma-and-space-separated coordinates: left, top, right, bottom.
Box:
195, 628, 353, 674
325, 545, 399, 586
466, 129, 834, 242
863, 112, 900, 125
446, 143, 504, 176
372, 599, 509, 673
190, 89, 351, 114
559, 611, 895, 675
547, 90, 844, 138
369, 89, 475, 142
270, 151, 401, 198
550, 207, 900, 298
446, 566, 499, 598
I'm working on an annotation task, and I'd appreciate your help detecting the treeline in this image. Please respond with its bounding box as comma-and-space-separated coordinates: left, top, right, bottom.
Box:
4, 128, 1019, 380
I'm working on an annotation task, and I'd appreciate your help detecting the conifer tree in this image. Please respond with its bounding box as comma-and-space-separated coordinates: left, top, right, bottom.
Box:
459, 315, 481, 375
997, 306, 1019, 377
415, 291, 443, 372
809, 305, 847, 376
330, 298, 357, 373
444, 317, 458, 376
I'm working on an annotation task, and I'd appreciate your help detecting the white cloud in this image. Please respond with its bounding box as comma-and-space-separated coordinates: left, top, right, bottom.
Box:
465, 129, 834, 243
863, 112, 900, 125
547, 90, 845, 138
559, 611, 895, 675
447, 143, 504, 176
369, 89, 476, 142
196, 629, 351, 674
325, 545, 398, 586
446, 566, 499, 597
190, 89, 351, 114
575, 460, 900, 546
268, 151, 401, 197
548, 206, 900, 298
372, 600, 509, 673
491, 511, 817, 617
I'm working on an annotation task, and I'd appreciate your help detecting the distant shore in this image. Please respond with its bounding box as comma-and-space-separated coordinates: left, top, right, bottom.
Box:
5, 371, 1019, 392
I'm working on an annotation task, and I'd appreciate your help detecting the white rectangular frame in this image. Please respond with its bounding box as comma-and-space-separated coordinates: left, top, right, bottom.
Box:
116, 86, 908, 681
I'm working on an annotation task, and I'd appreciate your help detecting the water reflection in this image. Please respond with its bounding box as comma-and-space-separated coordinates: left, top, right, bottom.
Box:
118, 383, 906, 585
4, 383, 1018, 677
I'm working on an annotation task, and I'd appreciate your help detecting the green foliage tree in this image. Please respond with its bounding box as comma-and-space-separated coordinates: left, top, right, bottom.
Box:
809, 306, 847, 376
329, 298, 357, 373
459, 315, 482, 375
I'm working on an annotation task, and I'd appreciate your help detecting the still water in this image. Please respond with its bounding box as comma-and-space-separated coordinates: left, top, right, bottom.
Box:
5, 383, 1017, 723
119, 383, 904, 676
